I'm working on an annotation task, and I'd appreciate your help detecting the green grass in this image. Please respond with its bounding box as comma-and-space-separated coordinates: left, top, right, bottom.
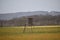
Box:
0, 26, 60, 40
0, 26, 60, 34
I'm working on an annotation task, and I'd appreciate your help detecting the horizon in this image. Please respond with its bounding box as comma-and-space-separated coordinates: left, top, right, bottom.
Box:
0, 10, 60, 14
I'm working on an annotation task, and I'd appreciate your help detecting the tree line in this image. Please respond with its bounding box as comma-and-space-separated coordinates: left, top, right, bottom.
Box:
0, 14, 60, 27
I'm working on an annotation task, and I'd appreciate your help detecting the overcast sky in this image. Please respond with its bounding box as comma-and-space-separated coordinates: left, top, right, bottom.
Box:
0, 0, 60, 14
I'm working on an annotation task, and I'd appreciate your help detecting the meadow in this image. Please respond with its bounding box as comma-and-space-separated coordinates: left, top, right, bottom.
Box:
0, 25, 60, 40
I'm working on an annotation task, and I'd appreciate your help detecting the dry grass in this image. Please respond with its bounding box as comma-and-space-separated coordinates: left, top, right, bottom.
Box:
0, 33, 60, 40
0, 26, 60, 40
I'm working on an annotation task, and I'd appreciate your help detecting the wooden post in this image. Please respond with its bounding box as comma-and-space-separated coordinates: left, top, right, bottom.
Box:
0, 21, 3, 27
28, 18, 33, 32
23, 18, 33, 33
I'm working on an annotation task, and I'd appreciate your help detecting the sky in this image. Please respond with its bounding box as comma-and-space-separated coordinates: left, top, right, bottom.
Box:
0, 0, 60, 14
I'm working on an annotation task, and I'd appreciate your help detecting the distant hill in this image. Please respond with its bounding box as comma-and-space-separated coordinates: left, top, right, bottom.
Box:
0, 11, 60, 20
0, 11, 60, 27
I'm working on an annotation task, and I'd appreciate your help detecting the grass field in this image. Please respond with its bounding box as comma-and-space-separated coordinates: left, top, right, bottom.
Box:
0, 26, 60, 40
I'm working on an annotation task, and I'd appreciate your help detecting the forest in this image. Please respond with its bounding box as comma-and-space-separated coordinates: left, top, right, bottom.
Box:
0, 13, 60, 27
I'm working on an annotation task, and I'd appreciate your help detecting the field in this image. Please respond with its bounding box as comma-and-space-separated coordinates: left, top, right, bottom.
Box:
0, 26, 60, 40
